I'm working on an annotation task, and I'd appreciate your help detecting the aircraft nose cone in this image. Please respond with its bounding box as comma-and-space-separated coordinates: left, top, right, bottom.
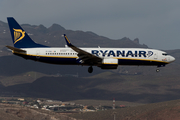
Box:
170, 56, 175, 62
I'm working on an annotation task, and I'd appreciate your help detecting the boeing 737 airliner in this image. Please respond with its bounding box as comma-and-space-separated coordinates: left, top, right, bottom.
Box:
6, 17, 175, 73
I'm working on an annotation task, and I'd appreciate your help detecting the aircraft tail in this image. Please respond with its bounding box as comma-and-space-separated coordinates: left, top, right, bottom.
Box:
7, 17, 47, 48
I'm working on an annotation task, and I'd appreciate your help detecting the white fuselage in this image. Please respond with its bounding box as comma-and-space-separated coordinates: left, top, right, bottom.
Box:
16, 47, 175, 67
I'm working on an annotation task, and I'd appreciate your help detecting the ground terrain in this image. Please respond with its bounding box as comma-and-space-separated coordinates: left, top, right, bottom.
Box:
70, 99, 180, 120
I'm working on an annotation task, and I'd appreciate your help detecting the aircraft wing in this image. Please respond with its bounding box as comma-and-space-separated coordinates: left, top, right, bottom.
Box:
63, 34, 102, 64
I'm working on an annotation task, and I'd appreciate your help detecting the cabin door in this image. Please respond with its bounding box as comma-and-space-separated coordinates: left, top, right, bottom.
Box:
36, 50, 40, 59
154, 52, 158, 59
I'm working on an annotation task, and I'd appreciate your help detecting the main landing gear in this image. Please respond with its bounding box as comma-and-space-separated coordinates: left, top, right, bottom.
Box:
88, 66, 93, 73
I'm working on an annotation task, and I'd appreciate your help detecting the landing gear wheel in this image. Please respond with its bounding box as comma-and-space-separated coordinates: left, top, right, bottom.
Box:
156, 69, 160, 72
88, 66, 93, 73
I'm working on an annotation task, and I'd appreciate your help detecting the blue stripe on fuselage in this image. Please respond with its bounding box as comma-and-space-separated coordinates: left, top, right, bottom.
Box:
14, 53, 166, 66
117, 59, 166, 66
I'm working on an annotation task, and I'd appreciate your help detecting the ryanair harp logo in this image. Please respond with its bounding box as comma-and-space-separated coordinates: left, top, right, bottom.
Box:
13, 28, 25, 44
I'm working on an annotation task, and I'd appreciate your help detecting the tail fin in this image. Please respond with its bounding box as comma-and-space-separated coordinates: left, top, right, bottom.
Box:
7, 17, 47, 48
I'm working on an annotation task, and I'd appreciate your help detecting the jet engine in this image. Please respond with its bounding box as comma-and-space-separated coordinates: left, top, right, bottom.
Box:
100, 58, 118, 69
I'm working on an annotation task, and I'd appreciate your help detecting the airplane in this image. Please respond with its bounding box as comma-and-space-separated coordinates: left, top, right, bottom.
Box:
6, 17, 175, 73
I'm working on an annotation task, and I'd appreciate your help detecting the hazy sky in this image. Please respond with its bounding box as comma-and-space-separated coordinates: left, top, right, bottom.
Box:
0, 0, 180, 50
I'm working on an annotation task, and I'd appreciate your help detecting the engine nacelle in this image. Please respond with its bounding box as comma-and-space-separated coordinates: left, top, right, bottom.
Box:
100, 58, 118, 69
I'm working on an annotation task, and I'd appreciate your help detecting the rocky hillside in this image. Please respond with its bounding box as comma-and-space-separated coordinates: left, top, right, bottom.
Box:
0, 20, 179, 104
0, 20, 147, 53
0, 103, 75, 120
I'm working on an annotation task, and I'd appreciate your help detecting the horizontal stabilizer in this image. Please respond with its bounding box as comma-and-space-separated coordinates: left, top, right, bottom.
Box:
6, 45, 26, 53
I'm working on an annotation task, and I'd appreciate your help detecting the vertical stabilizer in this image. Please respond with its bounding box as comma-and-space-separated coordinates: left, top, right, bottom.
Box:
7, 17, 47, 48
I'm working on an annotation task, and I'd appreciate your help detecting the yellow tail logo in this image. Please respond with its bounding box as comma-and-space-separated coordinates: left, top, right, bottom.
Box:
13, 28, 25, 44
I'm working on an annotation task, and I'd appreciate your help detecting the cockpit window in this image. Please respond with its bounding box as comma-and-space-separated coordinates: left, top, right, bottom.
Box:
162, 53, 168, 56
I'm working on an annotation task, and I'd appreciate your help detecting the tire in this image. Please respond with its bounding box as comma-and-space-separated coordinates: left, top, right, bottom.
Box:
88, 66, 93, 73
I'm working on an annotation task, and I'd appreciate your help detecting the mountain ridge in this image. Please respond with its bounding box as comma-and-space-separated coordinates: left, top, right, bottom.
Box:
0, 20, 179, 104
0, 20, 148, 51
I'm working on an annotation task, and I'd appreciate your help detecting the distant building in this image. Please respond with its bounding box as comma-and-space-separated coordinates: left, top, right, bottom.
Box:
120, 105, 126, 108
18, 98, 24, 101
61, 103, 65, 107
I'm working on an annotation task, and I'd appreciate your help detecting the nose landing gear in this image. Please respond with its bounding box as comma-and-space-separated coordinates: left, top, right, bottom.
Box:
88, 66, 93, 73
156, 69, 160, 72
156, 65, 165, 72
